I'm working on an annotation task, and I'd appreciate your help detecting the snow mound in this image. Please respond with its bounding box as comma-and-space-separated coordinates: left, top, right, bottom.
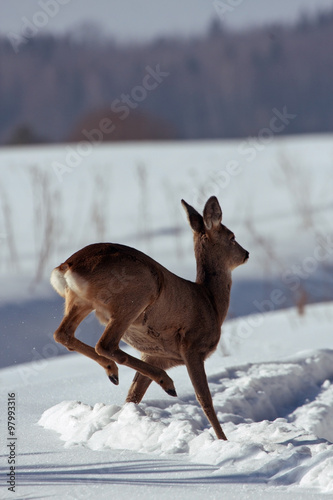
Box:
39, 349, 333, 493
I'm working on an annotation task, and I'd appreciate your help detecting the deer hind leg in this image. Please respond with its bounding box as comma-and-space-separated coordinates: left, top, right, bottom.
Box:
182, 349, 227, 440
126, 354, 184, 403
95, 317, 177, 398
53, 288, 119, 385
126, 372, 152, 404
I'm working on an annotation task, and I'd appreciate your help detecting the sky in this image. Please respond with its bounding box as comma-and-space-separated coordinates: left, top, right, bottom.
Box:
1, 0, 333, 42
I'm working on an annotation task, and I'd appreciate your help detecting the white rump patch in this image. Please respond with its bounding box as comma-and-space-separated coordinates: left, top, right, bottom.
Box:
50, 268, 67, 297
64, 270, 89, 297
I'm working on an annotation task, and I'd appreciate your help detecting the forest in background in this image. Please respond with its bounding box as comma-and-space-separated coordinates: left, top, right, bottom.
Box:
1, 8, 333, 145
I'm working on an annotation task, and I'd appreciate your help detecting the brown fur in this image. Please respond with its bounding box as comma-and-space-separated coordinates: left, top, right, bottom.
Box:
51, 197, 249, 440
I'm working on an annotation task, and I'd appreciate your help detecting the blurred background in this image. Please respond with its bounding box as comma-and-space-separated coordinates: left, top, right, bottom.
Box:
1, 0, 333, 144
0, 0, 332, 369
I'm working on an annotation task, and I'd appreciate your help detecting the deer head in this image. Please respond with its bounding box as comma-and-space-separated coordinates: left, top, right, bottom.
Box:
182, 196, 249, 283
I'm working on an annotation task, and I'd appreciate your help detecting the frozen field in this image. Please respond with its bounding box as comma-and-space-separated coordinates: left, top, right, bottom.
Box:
0, 135, 332, 498
0, 134, 332, 302
1, 302, 333, 498
0, 134, 332, 367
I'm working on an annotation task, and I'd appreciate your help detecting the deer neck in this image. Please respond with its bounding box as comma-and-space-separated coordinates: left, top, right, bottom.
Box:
195, 254, 232, 324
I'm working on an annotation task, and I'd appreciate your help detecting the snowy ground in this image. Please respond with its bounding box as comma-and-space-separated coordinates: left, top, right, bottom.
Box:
1, 302, 333, 499
1, 134, 332, 367
0, 134, 332, 304
0, 136, 332, 498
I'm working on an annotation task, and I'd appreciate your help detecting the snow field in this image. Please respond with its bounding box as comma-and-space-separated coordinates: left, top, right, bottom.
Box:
1, 137, 332, 498
39, 345, 333, 493
1, 134, 332, 304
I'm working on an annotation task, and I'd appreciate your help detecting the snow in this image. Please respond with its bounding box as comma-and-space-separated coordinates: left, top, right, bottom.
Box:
0, 134, 332, 304
37, 323, 333, 495
38, 349, 333, 481
1, 302, 333, 498
1, 136, 333, 498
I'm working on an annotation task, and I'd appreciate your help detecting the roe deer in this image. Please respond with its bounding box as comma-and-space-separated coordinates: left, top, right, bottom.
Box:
51, 196, 249, 440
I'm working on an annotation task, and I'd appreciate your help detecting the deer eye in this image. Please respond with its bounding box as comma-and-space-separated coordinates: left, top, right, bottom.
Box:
230, 235, 235, 242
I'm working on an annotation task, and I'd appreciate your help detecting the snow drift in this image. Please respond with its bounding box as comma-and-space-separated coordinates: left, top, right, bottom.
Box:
39, 348, 333, 493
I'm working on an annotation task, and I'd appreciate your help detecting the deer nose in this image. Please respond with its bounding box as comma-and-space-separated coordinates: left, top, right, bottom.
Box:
244, 251, 250, 262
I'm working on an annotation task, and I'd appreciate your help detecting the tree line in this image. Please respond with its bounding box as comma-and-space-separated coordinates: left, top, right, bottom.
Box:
1, 9, 333, 144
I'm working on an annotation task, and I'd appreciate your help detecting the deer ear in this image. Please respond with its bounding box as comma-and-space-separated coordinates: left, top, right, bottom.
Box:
181, 199, 204, 233
203, 196, 222, 230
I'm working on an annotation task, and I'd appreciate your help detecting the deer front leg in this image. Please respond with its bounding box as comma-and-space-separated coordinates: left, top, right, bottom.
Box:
183, 350, 227, 440
95, 318, 177, 397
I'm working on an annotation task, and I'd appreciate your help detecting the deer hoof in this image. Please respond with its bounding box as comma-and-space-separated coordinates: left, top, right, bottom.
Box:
159, 375, 177, 397
108, 374, 119, 385
166, 388, 177, 397
105, 362, 119, 384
